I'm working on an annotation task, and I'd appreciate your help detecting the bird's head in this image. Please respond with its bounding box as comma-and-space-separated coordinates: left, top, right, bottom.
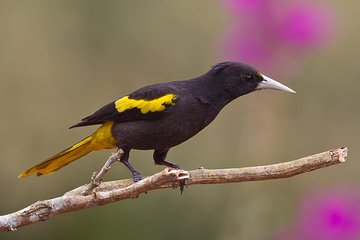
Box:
210, 62, 295, 99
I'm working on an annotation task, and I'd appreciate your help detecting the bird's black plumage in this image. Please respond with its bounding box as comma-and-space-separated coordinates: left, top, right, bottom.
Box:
20, 61, 295, 181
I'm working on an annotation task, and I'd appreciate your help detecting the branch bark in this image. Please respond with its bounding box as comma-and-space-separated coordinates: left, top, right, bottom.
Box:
0, 147, 348, 232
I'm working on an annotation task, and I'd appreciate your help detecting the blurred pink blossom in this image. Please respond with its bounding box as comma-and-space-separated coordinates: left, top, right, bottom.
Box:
219, 0, 337, 76
279, 3, 334, 47
277, 188, 360, 240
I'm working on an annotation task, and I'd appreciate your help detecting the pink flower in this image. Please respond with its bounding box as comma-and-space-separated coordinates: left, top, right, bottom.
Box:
279, 2, 335, 48
219, 0, 337, 76
298, 189, 360, 239
276, 188, 360, 240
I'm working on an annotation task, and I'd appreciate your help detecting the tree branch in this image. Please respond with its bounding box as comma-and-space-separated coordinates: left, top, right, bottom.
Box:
0, 147, 348, 232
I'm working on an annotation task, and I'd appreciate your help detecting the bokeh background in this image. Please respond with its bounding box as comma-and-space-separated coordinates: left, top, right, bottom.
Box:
0, 0, 359, 239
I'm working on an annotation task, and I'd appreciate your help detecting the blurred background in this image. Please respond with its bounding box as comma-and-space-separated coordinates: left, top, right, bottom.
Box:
0, 0, 359, 239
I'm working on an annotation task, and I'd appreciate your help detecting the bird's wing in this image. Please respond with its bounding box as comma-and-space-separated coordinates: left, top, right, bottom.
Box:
70, 85, 178, 128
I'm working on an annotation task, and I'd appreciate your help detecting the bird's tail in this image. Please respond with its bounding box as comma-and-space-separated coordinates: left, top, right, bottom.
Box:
18, 121, 117, 178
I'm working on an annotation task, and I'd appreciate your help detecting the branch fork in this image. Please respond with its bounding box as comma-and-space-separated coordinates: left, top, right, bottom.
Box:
83, 149, 124, 195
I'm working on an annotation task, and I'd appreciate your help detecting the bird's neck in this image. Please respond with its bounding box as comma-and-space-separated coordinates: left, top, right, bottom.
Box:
192, 74, 234, 107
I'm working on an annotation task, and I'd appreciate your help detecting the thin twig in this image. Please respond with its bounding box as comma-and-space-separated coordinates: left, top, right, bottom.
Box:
0, 147, 348, 232
83, 149, 123, 195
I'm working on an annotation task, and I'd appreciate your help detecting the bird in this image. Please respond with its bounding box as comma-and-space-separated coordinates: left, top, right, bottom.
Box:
19, 61, 295, 182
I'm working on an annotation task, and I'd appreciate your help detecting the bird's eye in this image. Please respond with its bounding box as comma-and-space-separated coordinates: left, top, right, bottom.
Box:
246, 75, 252, 79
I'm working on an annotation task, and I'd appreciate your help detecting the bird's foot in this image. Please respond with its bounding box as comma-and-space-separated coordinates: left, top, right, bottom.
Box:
167, 168, 189, 194
132, 171, 143, 183
169, 165, 187, 192
179, 179, 187, 194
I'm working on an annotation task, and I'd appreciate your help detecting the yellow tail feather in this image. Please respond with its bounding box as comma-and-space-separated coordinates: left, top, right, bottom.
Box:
18, 121, 117, 178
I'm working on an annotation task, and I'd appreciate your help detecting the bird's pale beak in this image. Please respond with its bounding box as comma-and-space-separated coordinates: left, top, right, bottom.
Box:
256, 74, 296, 93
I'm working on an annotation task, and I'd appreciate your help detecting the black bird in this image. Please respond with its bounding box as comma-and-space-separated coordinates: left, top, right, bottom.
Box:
19, 61, 295, 181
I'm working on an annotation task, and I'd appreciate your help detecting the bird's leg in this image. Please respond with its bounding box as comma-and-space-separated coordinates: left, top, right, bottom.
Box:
153, 149, 181, 169
120, 148, 142, 182
154, 149, 186, 193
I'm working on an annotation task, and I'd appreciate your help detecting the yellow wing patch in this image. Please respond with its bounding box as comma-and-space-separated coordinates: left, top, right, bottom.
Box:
115, 93, 177, 114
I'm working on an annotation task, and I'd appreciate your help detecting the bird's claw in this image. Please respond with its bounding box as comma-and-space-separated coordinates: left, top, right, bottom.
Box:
168, 168, 189, 194
132, 171, 143, 183
179, 179, 187, 194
